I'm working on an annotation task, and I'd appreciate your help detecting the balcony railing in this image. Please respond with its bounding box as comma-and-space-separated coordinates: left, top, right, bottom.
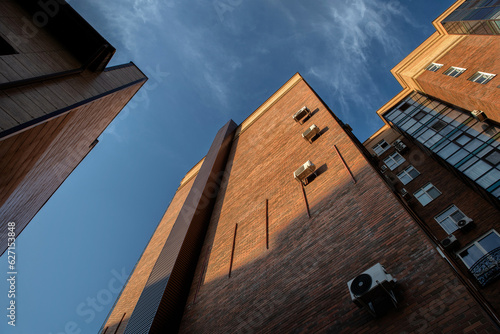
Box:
469, 247, 500, 287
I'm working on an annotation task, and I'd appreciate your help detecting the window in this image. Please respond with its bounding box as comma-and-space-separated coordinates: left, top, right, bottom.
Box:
397, 165, 420, 185
426, 63, 443, 72
372, 139, 390, 156
413, 110, 427, 121
430, 120, 447, 132
434, 205, 466, 234
399, 103, 411, 111
454, 132, 473, 146
414, 183, 441, 206
443, 66, 467, 77
0, 35, 17, 56
383, 152, 405, 170
468, 71, 496, 84
483, 148, 500, 166
458, 230, 500, 286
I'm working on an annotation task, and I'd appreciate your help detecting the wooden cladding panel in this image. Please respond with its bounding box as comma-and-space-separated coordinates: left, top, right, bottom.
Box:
0, 65, 146, 134
0, 82, 145, 255
0, 1, 82, 83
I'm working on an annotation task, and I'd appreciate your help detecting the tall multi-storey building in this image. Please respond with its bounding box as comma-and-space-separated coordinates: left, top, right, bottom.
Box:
102, 0, 499, 333
0, 0, 147, 255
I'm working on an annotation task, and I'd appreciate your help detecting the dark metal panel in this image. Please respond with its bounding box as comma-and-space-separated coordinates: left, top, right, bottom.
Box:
124, 120, 237, 334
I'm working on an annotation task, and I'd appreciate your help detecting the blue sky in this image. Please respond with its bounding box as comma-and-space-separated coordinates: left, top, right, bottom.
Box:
1, 0, 455, 333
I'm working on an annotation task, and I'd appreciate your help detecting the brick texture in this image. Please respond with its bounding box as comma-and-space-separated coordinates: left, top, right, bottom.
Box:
176, 79, 497, 333
417, 35, 500, 123
369, 127, 500, 318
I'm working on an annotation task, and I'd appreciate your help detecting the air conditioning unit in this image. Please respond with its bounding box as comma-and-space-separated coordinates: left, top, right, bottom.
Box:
294, 160, 316, 184
456, 217, 474, 231
441, 235, 459, 251
302, 124, 320, 142
400, 188, 411, 200
347, 263, 397, 315
292, 106, 310, 124
380, 165, 388, 173
471, 110, 487, 122
393, 139, 408, 153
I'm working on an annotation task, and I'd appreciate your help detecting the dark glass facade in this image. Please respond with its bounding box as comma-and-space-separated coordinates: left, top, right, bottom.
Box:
442, 0, 500, 35
383, 92, 500, 201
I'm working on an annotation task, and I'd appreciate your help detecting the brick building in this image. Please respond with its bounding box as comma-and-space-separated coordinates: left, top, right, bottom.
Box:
0, 0, 147, 255
102, 0, 500, 333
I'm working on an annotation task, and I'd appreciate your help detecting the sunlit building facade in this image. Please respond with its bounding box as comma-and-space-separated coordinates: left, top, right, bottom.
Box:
102, 0, 500, 333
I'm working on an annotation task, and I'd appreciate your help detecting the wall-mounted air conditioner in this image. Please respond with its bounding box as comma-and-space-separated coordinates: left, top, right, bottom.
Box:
471, 110, 487, 122
441, 235, 459, 251
393, 139, 408, 154
292, 106, 311, 124
302, 124, 320, 143
400, 188, 410, 200
347, 263, 398, 317
294, 160, 316, 184
456, 217, 474, 231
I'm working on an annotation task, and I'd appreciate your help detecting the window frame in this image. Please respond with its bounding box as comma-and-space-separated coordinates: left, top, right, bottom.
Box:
396, 165, 420, 185
443, 66, 467, 78
372, 139, 390, 156
468, 71, 496, 84
434, 205, 466, 234
457, 230, 500, 269
383, 152, 405, 170
430, 119, 447, 132
426, 62, 444, 72
414, 183, 441, 206
483, 148, 500, 166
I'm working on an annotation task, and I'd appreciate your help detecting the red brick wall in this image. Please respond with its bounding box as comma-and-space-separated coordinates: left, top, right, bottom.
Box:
178, 79, 497, 333
417, 35, 500, 123
371, 128, 500, 317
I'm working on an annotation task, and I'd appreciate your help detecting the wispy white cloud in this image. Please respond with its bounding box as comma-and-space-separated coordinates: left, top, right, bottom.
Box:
88, 0, 166, 61
291, 0, 423, 129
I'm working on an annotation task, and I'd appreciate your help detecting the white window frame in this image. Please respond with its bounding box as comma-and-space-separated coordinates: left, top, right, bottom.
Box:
414, 183, 441, 206
383, 152, 405, 170
443, 66, 467, 77
426, 62, 443, 72
434, 205, 466, 234
468, 71, 496, 84
457, 230, 500, 269
372, 139, 390, 156
397, 165, 420, 185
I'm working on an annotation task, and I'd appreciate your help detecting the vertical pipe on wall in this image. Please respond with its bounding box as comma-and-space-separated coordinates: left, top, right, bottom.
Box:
334, 144, 356, 184
266, 199, 269, 249
229, 224, 238, 278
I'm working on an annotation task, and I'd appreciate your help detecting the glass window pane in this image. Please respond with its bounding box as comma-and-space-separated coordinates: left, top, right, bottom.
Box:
409, 168, 420, 178
476, 168, 500, 188
485, 150, 500, 166
448, 149, 469, 165
479, 232, 500, 253
456, 134, 472, 146
460, 245, 484, 268
428, 187, 441, 199
438, 143, 460, 159
463, 160, 492, 180
417, 194, 431, 206
440, 217, 458, 234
